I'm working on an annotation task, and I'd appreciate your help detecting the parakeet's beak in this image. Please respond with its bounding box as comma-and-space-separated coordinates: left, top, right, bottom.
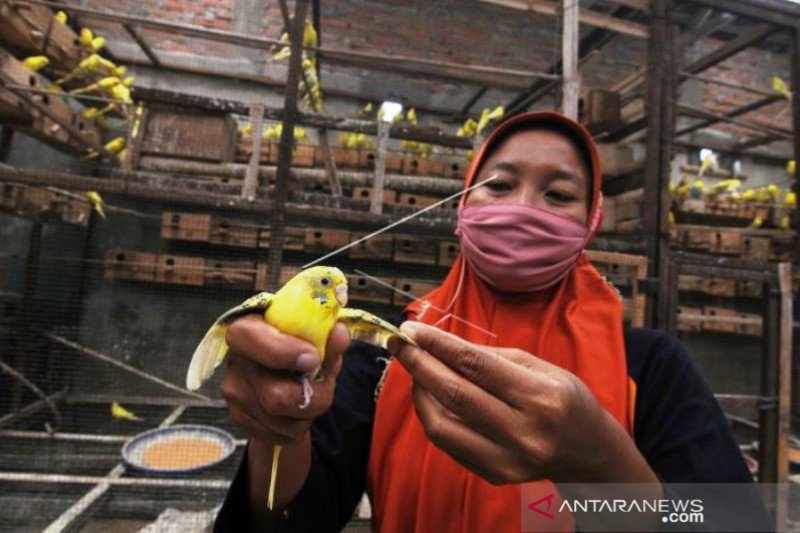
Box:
335, 284, 348, 307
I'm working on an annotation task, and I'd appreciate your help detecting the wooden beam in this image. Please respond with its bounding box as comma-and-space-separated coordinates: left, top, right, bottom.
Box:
122, 23, 161, 67
679, 71, 776, 99
671, 138, 792, 162
371, 119, 390, 214
480, 0, 649, 38
776, 262, 792, 530
675, 95, 784, 137
731, 133, 781, 151
792, 23, 800, 275
266, 0, 309, 291
684, 24, 774, 75
561, 0, 580, 119
131, 86, 473, 149
676, 103, 793, 140
684, 0, 799, 29
601, 0, 650, 11
15, 0, 554, 91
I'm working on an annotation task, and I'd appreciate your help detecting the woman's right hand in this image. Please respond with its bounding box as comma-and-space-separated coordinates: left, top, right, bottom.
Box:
220, 314, 351, 445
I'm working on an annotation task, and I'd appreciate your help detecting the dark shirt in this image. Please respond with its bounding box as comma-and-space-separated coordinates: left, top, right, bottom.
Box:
214, 327, 773, 532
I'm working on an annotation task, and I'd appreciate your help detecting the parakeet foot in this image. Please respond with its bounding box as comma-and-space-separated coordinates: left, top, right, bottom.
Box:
298, 376, 314, 409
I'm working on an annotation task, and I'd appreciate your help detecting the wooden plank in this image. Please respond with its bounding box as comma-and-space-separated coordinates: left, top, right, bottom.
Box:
684, 24, 773, 75
393, 279, 440, 305
103, 250, 157, 282
160, 211, 211, 242
394, 236, 439, 266
347, 274, 394, 304
438, 241, 460, 267
204, 259, 256, 289
371, 118, 389, 214
305, 228, 351, 253
209, 217, 259, 248
480, 0, 649, 38
348, 233, 394, 261
139, 109, 236, 162
0, 2, 82, 70
243, 103, 264, 200
155, 254, 205, 286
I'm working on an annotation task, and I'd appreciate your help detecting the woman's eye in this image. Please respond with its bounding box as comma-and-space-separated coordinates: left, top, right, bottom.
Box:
484, 181, 513, 192
546, 191, 576, 203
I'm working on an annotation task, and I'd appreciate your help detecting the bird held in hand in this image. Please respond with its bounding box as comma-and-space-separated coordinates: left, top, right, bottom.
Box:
185, 266, 415, 510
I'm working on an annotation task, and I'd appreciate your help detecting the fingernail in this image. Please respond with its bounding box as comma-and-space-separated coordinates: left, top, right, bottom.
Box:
399, 321, 420, 336
296, 353, 320, 373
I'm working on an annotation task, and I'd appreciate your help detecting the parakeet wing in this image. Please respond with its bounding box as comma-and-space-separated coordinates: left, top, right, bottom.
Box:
337, 308, 417, 349
186, 292, 274, 390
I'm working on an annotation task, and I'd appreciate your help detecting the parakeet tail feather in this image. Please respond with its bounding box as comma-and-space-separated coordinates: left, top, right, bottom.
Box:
268, 445, 282, 510
186, 322, 229, 390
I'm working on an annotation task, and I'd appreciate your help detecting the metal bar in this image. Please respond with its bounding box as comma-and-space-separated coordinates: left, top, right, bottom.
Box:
67, 392, 226, 408
683, 24, 774, 75
11, 220, 42, 409
0, 389, 66, 429
0, 356, 61, 428
123, 23, 161, 67
243, 103, 265, 200
41, 406, 187, 533
312, 0, 321, 83
0, 428, 249, 446
371, 119, 390, 214
458, 87, 488, 118
41, 330, 212, 402
131, 86, 472, 149
266, 0, 309, 292
0, 471, 232, 489
561, 0, 580, 119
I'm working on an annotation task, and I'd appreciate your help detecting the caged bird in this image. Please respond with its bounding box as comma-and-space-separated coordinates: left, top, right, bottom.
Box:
186, 266, 416, 509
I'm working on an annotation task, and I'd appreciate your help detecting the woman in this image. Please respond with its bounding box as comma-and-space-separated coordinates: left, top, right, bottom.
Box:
214, 111, 770, 532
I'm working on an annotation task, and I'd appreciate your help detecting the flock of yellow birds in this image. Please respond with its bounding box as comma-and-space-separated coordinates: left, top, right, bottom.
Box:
671, 155, 796, 229
19, 11, 135, 161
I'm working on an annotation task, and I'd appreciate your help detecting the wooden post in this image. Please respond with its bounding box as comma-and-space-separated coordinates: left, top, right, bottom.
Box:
242, 102, 264, 200
792, 24, 800, 266
642, 0, 672, 327
266, 0, 309, 291
371, 118, 390, 214
317, 128, 342, 202
775, 262, 792, 531
560, 0, 579, 119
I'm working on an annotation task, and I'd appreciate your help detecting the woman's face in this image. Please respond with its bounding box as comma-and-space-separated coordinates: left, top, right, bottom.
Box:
466, 129, 590, 225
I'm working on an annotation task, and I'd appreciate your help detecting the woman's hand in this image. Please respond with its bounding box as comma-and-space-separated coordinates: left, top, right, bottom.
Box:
221, 315, 350, 446
387, 321, 657, 486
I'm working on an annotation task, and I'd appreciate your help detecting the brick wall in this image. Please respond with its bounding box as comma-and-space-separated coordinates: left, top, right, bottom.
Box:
70, 0, 792, 138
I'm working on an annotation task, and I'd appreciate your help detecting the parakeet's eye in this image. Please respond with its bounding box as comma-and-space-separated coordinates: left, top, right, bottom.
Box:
320, 277, 330, 286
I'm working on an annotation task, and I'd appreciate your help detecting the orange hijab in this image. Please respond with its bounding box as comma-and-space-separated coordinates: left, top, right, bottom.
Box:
368, 111, 633, 533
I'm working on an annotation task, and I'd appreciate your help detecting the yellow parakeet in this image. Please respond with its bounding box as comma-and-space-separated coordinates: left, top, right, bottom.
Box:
750, 216, 763, 229
91, 36, 106, 52
406, 108, 418, 125
788, 160, 796, 177
22, 55, 49, 72
55, 10, 68, 24
111, 401, 142, 421
84, 190, 106, 219
767, 184, 779, 202
186, 266, 415, 510
772, 76, 792, 101
742, 188, 755, 202
778, 215, 791, 230
85, 137, 125, 159
785, 190, 796, 207
79, 28, 94, 48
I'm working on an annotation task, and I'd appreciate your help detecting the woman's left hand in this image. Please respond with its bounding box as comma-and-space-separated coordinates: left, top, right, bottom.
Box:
387, 321, 652, 486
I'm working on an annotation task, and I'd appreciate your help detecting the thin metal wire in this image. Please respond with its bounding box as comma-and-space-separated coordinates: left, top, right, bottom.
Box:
302, 174, 498, 269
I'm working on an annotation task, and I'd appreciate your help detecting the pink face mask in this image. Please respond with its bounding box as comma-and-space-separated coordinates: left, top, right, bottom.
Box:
455, 202, 598, 293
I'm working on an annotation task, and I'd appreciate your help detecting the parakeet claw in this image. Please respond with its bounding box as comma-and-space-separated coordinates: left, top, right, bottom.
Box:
299, 376, 314, 409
